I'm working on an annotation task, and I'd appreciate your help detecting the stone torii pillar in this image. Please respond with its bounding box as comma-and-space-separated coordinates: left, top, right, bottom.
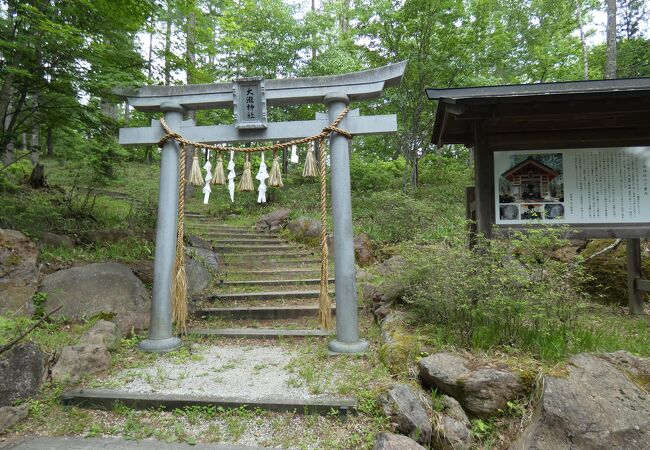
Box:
115, 62, 406, 354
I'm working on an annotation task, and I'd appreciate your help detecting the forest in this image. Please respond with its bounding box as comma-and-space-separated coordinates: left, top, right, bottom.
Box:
0, 1, 649, 449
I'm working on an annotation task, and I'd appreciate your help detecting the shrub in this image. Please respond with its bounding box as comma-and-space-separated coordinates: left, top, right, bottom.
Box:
398, 228, 592, 360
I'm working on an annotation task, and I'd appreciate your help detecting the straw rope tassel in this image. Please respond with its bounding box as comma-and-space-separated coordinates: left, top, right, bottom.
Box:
303, 141, 318, 177
212, 152, 225, 185
238, 154, 254, 192
317, 138, 332, 330
269, 150, 284, 187
172, 143, 188, 334
189, 148, 204, 186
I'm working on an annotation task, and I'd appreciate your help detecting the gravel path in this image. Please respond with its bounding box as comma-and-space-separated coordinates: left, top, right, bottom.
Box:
103, 345, 316, 400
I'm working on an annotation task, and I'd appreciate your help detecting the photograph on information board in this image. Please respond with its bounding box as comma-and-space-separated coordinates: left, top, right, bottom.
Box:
494, 147, 650, 225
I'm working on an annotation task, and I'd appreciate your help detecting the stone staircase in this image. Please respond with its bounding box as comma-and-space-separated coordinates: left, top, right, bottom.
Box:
185, 213, 336, 339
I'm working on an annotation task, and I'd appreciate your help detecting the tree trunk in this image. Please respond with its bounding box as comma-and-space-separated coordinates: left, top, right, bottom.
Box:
339, 0, 350, 35
30, 93, 39, 165
29, 163, 47, 189
148, 20, 154, 79
144, 146, 153, 164
46, 127, 53, 156
410, 156, 419, 188
184, 6, 198, 201
311, 0, 317, 60
605, 0, 617, 79
164, 2, 172, 86
576, 0, 589, 80
4, 138, 15, 165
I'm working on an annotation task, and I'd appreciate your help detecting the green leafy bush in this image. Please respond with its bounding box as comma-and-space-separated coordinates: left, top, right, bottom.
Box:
398, 228, 593, 360
349, 154, 404, 191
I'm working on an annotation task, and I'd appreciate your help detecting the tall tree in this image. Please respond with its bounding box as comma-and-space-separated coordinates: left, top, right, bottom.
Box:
606, 0, 618, 78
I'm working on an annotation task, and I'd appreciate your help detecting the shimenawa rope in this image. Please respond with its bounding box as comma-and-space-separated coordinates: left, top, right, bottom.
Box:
159, 108, 351, 331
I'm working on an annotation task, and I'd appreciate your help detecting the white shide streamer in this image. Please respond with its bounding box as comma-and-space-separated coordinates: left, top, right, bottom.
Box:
202, 159, 212, 204
290, 144, 299, 163
256, 153, 269, 203
227, 150, 236, 203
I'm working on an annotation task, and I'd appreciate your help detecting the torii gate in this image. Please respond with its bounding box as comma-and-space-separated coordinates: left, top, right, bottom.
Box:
115, 62, 406, 354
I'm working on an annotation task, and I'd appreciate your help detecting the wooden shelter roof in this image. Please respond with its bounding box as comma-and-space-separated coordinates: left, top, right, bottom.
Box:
427, 78, 650, 151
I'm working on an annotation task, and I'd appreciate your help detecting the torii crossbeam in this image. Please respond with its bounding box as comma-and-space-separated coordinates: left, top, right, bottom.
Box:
115, 62, 406, 354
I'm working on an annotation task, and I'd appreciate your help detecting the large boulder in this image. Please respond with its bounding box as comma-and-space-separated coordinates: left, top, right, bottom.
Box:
513, 353, 650, 450
419, 352, 525, 417
433, 395, 473, 450
128, 259, 154, 285
0, 229, 39, 317
187, 246, 219, 273
0, 404, 30, 433
354, 233, 375, 266
373, 432, 426, 450
78, 320, 121, 350
186, 234, 212, 251
40, 262, 149, 319
113, 311, 150, 337
185, 255, 210, 296
287, 217, 321, 242
51, 343, 111, 383
256, 208, 291, 232
0, 343, 46, 407
79, 229, 131, 245
378, 383, 432, 445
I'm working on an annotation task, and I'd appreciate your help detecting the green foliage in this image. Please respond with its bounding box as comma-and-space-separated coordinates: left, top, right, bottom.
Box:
399, 228, 602, 360
349, 154, 404, 191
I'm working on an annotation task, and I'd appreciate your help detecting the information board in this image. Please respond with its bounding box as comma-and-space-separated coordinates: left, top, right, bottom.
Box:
494, 147, 650, 225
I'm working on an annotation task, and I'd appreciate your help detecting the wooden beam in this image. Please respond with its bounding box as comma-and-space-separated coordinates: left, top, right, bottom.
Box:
473, 121, 494, 238
486, 128, 650, 151
627, 238, 646, 315
493, 224, 650, 239
119, 114, 397, 146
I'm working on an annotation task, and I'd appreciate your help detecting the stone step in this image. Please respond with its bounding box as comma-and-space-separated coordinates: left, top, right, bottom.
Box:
221, 259, 321, 269
227, 268, 323, 277
210, 238, 289, 245
188, 229, 266, 236
218, 278, 334, 287
205, 290, 329, 301
192, 305, 335, 320
215, 244, 295, 252
4, 436, 278, 450
60, 389, 355, 416
223, 251, 317, 259
187, 327, 333, 338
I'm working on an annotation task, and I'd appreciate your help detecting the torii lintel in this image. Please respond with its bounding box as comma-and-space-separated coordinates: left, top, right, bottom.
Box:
113, 62, 407, 112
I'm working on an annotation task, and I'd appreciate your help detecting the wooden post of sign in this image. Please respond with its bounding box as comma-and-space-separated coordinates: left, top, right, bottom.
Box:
473, 122, 494, 238
626, 238, 645, 315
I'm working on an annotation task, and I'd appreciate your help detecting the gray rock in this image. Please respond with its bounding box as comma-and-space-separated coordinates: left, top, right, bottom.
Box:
128, 259, 154, 285
78, 320, 121, 350
433, 395, 472, 450
187, 246, 219, 273
362, 283, 383, 304
114, 311, 150, 337
354, 233, 375, 266
418, 353, 470, 400
513, 353, 650, 450
256, 208, 291, 231
600, 350, 650, 381
419, 353, 525, 417
41, 262, 150, 319
0, 229, 39, 317
374, 301, 393, 322
376, 255, 406, 276
378, 383, 432, 445
0, 404, 30, 433
52, 344, 111, 383
373, 432, 426, 450
463, 368, 525, 417
287, 217, 321, 241
40, 232, 75, 249
185, 256, 210, 295
0, 343, 46, 407
186, 234, 212, 251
